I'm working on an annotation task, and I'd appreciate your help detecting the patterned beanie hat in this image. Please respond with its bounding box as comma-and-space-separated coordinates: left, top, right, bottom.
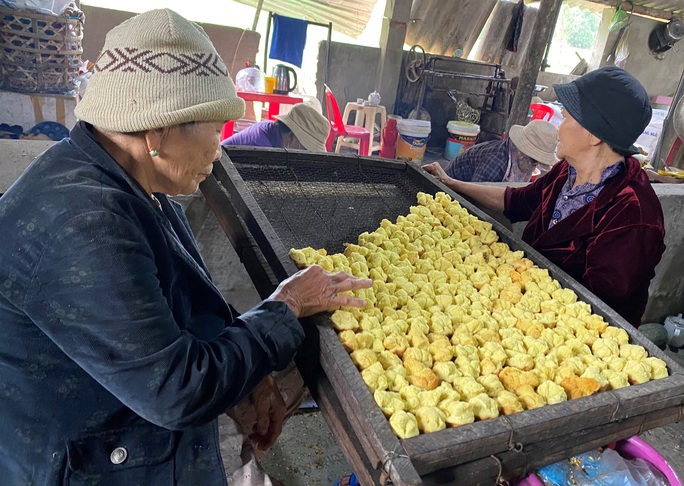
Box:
75, 9, 245, 132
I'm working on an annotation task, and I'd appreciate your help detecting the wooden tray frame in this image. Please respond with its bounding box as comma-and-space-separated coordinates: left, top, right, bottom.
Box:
201, 147, 684, 485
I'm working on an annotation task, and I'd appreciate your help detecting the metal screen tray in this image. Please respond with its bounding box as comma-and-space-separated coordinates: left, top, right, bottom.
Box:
202, 147, 684, 485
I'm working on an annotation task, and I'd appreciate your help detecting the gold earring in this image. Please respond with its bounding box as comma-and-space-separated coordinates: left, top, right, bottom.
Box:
149, 149, 159, 157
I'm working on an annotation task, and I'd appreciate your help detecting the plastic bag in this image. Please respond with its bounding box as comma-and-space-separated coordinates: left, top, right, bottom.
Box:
614, 25, 631, 68
536, 451, 602, 486
609, 0, 633, 32
0, 0, 73, 15
635, 109, 668, 158
596, 449, 669, 486
235, 65, 264, 93
537, 449, 669, 486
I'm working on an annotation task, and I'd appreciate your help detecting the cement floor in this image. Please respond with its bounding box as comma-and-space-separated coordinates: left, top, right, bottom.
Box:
186, 193, 684, 485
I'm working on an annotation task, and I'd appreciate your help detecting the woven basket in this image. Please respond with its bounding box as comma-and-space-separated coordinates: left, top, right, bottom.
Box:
0, 5, 83, 95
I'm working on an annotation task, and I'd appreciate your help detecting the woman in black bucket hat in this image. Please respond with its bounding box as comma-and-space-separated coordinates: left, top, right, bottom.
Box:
424, 66, 665, 328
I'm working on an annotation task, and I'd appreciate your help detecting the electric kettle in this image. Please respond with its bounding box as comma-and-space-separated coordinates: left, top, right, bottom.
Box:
272, 64, 297, 94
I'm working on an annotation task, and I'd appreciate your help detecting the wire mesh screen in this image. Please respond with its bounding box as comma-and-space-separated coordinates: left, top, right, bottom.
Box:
230, 157, 436, 253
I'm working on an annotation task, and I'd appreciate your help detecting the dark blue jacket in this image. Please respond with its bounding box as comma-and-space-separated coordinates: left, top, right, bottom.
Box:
0, 122, 304, 484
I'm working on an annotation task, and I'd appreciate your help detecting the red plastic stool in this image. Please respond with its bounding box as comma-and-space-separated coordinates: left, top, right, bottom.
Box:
530, 103, 554, 122
324, 84, 371, 156
220, 120, 235, 142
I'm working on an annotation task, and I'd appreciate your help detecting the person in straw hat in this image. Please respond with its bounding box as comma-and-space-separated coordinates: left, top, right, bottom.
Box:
431, 119, 558, 183
424, 66, 665, 327
222, 102, 330, 152
0, 9, 372, 485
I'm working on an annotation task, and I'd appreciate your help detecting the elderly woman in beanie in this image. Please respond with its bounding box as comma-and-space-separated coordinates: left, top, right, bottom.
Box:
222, 102, 330, 152
0, 9, 371, 485
424, 66, 665, 327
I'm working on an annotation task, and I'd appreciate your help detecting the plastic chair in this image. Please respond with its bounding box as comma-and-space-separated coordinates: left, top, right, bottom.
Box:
324, 84, 371, 156
529, 103, 554, 122
220, 120, 235, 142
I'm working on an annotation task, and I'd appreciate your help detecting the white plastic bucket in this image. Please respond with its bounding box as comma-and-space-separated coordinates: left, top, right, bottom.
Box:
396, 119, 431, 162
445, 121, 480, 159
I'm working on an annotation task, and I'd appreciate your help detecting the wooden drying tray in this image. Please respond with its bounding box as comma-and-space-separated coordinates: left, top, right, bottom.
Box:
200, 147, 684, 485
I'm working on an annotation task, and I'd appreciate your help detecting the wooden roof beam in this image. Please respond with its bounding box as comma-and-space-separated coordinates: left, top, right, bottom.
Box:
585, 0, 682, 20
508, 0, 564, 130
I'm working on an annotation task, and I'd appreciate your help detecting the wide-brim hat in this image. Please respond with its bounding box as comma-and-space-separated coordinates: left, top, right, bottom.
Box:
274, 104, 330, 152
75, 9, 244, 132
553, 66, 651, 154
509, 120, 558, 166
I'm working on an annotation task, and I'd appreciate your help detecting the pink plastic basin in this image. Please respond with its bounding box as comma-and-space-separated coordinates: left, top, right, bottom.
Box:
514, 436, 682, 486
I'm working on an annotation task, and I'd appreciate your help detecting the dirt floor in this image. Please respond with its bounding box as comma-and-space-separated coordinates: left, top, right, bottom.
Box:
183, 188, 684, 485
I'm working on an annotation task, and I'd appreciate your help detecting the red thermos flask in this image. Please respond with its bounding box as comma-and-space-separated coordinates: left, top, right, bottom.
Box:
379, 116, 398, 159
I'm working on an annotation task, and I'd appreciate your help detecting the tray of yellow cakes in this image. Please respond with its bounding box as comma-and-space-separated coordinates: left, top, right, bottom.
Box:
205, 148, 684, 486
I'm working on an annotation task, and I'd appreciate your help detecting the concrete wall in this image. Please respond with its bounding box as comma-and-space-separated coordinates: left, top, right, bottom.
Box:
0, 92, 78, 132
599, 14, 684, 98
80, 5, 260, 80
406, 0, 497, 58
1, 140, 682, 325
316, 39, 575, 147
316, 41, 380, 115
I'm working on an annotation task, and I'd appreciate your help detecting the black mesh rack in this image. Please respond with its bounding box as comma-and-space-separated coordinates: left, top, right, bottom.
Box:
226, 154, 435, 253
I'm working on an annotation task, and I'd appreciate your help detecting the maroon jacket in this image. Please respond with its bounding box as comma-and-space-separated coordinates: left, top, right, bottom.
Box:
504, 158, 665, 327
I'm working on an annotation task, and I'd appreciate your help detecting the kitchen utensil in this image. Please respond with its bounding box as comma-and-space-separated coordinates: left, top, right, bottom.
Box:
368, 91, 381, 106
664, 314, 684, 349
272, 64, 297, 94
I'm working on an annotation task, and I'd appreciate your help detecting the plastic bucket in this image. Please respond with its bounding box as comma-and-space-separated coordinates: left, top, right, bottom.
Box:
396, 119, 431, 162
445, 121, 480, 159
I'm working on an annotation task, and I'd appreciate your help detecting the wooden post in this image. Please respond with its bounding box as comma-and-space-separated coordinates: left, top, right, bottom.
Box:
326, 22, 332, 88
507, 0, 563, 131
251, 0, 264, 32
263, 12, 272, 75
376, 0, 413, 114
651, 73, 684, 169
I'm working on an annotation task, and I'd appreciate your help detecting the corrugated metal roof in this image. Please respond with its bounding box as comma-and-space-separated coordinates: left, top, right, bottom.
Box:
538, 0, 684, 19
233, 0, 378, 38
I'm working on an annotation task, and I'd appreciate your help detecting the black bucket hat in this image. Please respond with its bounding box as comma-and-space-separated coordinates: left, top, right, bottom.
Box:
553, 66, 651, 154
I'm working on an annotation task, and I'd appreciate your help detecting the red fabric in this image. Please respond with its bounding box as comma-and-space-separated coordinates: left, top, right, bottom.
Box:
504, 158, 665, 327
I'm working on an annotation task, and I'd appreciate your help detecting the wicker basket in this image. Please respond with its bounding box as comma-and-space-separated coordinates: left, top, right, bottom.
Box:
0, 5, 83, 95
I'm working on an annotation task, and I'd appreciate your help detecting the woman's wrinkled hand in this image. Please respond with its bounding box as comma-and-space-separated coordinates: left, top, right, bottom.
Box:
422, 162, 453, 187
269, 265, 373, 318
226, 375, 287, 451
249, 375, 287, 451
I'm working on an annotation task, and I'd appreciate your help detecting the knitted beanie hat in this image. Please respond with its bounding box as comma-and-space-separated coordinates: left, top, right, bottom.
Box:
75, 9, 245, 132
